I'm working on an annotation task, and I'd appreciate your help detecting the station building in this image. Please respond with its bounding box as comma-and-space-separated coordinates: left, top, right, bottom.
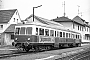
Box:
0, 9, 22, 46
52, 16, 90, 44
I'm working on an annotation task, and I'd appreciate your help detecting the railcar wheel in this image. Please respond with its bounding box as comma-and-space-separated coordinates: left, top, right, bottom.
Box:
25, 48, 30, 52
34, 47, 39, 52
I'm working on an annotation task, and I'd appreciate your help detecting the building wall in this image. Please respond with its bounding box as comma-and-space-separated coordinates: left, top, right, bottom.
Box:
0, 23, 10, 33
0, 10, 22, 46
58, 22, 74, 30
9, 10, 21, 24
57, 21, 90, 43
71, 23, 90, 43
4, 33, 14, 45
25, 17, 47, 25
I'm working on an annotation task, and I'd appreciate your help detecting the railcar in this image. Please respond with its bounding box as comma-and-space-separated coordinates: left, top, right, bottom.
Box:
13, 23, 81, 52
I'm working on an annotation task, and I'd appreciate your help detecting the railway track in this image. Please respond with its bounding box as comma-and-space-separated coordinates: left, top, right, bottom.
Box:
0, 50, 39, 59
56, 47, 90, 60
0, 47, 73, 59
69, 50, 90, 60
0, 45, 90, 60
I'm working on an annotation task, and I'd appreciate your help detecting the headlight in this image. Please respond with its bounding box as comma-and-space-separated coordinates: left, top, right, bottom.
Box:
15, 38, 17, 40
28, 38, 30, 40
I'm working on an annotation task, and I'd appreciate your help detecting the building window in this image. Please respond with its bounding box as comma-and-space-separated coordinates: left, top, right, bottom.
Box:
39, 28, 44, 35
45, 29, 49, 36
11, 34, 14, 39
78, 25, 79, 30
14, 18, 15, 22
85, 27, 86, 31
73, 23, 75, 29
0, 25, 3, 29
16, 11, 17, 15
17, 19, 18, 23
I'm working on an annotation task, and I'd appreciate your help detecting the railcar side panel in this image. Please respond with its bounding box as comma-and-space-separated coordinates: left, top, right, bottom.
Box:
66, 38, 75, 43
14, 35, 39, 42
39, 36, 55, 43
75, 39, 81, 43
55, 37, 75, 43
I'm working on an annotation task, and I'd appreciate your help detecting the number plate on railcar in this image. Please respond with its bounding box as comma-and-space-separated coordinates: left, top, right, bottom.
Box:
39, 37, 55, 43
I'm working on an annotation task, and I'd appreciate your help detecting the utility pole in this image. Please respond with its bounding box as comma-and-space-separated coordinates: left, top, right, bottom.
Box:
0, 0, 2, 9
64, 1, 65, 17
33, 5, 42, 22
80, 12, 82, 17
62, 1, 66, 17
77, 5, 80, 16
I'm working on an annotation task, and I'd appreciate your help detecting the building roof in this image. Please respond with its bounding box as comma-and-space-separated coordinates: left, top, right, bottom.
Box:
52, 16, 72, 22
0, 9, 17, 23
4, 24, 16, 33
25, 14, 64, 26
72, 16, 84, 25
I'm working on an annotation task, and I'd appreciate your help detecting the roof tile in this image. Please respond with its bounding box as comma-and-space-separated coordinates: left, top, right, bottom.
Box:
4, 24, 16, 33
52, 16, 72, 22
0, 9, 17, 23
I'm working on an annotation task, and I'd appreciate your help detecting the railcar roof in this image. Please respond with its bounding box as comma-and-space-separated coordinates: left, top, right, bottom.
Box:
16, 22, 80, 34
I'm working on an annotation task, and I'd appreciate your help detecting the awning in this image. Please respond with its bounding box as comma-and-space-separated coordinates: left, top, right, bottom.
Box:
4, 24, 16, 33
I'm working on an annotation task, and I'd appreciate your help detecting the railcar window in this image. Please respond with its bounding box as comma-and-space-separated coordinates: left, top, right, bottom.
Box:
57, 31, 60, 37
63, 32, 65, 38
55, 31, 56, 37
74, 34, 75, 39
15, 28, 20, 35
72, 34, 74, 38
66, 33, 68, 38
26, 27, 32, 34
39, 28, 44, 35
50, 30, 54, 36
45, 29, 49, 36
60, 32, 62, 37
69, 33, 70, 38
36, 28, 38, 35
20, 27, 25, 34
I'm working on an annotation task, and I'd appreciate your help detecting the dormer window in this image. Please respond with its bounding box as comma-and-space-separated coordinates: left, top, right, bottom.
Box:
14, 18, 15, 22
17, 19, 18, 23
0, 25, 3, 29
16, 11, 17, 15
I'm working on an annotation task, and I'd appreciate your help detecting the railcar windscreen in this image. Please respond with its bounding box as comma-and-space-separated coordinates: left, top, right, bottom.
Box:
15, 28, 20, 35
26, 27, 32, 34
15, 27, 32, 35
20, 27, 25, 34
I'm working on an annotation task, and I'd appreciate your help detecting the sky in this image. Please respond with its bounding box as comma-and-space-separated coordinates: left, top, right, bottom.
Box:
0, 0, 90, 23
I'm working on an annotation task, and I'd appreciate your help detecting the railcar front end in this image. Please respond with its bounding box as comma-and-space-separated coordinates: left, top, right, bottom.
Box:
13, 25, 55, 52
